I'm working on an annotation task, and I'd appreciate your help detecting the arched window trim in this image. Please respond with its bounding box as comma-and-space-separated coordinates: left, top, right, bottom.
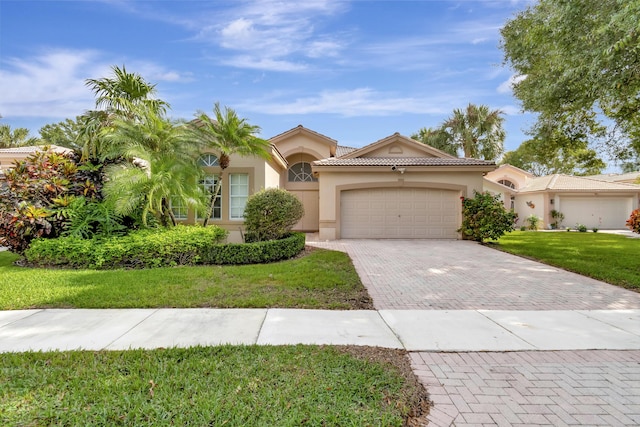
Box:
498, 179, 516, 189
288, 162, 318, 182
199, 154, 219, 167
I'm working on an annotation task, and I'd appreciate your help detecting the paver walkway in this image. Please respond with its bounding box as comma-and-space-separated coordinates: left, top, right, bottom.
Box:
308, 238, 640, 426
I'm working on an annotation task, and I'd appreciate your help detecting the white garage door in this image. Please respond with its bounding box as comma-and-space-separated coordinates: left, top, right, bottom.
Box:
340, 188, 459, 238
560, 196, 633, 229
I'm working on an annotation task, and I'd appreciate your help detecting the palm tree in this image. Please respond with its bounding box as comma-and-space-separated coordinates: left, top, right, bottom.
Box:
103, 110, 205, 226
0, 124, 40, 148
441, 104, 506, 160
78, 65, 169, 162
85, 65, 168, 119
188, 103, 271, 226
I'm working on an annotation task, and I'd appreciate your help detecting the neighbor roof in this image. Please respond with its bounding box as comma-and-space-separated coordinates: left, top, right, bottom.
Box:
586, 171, 640, 183
518, 174, 640, 193
0, 145, 73, 155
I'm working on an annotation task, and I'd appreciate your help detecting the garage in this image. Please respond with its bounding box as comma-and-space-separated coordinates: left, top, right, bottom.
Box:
559, 196, 634, 229
340, 187, 460, 238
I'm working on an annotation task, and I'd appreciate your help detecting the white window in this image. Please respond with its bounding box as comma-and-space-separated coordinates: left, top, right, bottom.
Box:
229, 174, 249, 220
170, 197, 188, 220
288, 162, 317, 182
199, 154, 219, 167
200, 175, 222, 220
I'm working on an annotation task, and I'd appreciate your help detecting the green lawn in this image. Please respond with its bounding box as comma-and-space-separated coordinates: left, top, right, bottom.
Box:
494, 231, 640, 291
0, 248, 371, 310
0, 345, 427, 426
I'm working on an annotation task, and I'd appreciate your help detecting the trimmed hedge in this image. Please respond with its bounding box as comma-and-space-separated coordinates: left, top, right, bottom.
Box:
24, 225, 229, 269
24, 227, 306, 269
201, 232, 306, 265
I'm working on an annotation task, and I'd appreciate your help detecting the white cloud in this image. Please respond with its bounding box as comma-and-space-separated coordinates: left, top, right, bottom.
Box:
0, 50, 190, 119
497, 74, 527, 94
237, 88, 456, 117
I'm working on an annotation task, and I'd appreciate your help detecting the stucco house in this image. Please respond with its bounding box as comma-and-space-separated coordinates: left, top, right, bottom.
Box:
6, 130, 637, 240
484, 164, 640, 230
182, 125, 495, 241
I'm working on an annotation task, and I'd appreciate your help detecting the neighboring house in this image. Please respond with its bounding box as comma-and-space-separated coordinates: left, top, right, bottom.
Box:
191, 125, 495, 241
485, 164, 640, 230
0, 145, 74, 182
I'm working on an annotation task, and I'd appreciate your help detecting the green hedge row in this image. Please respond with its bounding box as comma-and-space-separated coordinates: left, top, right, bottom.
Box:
23, 226, 306, 269
202, 232, 306, 265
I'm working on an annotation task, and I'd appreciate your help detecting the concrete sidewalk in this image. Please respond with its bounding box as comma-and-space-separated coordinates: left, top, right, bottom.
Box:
1, 308, 639, 353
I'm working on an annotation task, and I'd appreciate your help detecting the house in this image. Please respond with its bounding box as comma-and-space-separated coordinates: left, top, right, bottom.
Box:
183, 125, 495, 241
484, 164, 640, 229
0, 145, 73, 175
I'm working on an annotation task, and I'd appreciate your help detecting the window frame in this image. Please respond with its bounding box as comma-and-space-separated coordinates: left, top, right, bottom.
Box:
229, 173, 249, 220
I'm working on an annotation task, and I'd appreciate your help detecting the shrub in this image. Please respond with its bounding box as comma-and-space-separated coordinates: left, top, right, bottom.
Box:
244, 188, 304, 242
526, 214, 541, 230
25, 225, 228, 269
201, 232, 306, 265
627, 209, 640, 234
575, 223, 588, 232
459, 191, 517, 243
550, 209, 565, 229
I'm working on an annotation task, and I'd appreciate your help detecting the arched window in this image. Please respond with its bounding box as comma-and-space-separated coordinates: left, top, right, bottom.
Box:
199, 154, 219, 167
288, 162, 317, 182
498, 179, 516, 189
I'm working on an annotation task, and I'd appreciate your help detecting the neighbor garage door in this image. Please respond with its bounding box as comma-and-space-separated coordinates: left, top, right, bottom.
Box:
560, 196, 633, 229
340, 188, 459, 238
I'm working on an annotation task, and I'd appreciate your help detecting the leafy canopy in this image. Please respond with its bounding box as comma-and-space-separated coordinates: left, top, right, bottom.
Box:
500, 0, 640, 161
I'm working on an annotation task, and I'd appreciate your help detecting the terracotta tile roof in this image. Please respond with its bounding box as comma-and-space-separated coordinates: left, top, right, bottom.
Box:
519, 174, 640, 193
586, 171, 640, 183
0, 145, 73, 155
268, 125, 337, 144
313, 157, 495, 167
335, 145, 357, 157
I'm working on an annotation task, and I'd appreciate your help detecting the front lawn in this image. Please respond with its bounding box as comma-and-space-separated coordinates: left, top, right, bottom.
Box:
495, 231, 640, 291
0, 248, 371, 310
0, 345, 428, 426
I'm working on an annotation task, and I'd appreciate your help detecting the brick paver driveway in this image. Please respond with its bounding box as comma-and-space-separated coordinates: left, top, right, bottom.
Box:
309, 238, 640, 426
312, 239, 640, 311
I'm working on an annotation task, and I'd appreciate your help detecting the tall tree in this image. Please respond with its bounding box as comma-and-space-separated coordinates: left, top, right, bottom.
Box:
103, 110, 205, 227
0, 124, 40, 148
500, 0, 640, 161
440, 104, 506, 160
188, 103, 271, 226
500, 140, 606, 177
78, 65, 169, 162
411, 127, 458, 156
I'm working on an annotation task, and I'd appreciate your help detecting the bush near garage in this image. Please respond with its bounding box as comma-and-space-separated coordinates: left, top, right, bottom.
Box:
459, 191, 517, 243
243, 188, 304, 242
627, 209, 640, 234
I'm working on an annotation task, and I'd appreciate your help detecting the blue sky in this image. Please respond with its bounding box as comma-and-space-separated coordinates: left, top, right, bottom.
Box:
1, 0, 536, 155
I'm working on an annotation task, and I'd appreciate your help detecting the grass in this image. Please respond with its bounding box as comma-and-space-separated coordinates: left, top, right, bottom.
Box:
494, 231, 640, 291
0, 345, 427, 426
0, 248, 371, 310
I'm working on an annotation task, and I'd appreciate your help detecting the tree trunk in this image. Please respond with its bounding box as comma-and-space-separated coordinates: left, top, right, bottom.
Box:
202, 172, 223, 227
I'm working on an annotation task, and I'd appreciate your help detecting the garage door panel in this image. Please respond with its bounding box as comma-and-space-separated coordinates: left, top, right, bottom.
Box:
560, 197, 632, 229
341, 188, 459, 239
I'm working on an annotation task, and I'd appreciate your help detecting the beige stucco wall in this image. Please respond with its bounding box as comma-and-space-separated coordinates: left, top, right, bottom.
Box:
485, 165, 532, 190
274, 134, 333, 160
362, 143, 437, 158
316, 168, 487, 240
514, 193, 546, 229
